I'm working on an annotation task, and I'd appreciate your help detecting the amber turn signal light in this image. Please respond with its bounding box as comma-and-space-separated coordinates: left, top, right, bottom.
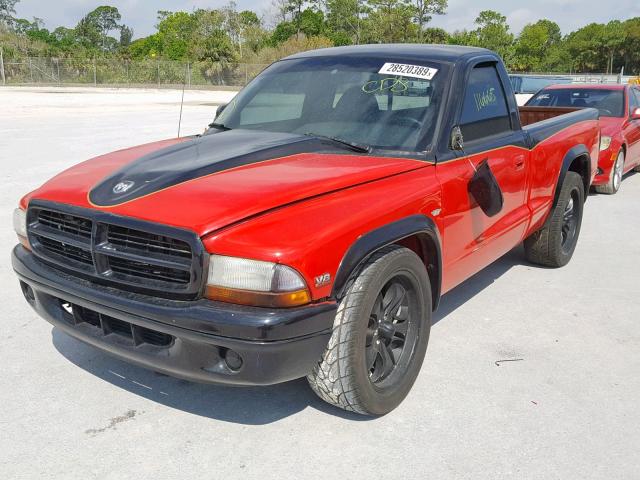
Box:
205, 286, 311, 308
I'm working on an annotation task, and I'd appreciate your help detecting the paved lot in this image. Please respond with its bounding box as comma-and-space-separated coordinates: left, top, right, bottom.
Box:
1, 86, 639, 480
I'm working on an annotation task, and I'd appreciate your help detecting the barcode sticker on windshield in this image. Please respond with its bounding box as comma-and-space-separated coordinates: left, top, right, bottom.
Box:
378, 63, 438, 80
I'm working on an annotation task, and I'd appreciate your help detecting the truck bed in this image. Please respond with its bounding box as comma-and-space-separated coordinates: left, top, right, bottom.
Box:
518, 106, 581, 127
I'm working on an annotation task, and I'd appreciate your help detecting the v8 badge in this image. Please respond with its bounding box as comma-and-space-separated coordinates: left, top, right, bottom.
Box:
314, 273, 331, 288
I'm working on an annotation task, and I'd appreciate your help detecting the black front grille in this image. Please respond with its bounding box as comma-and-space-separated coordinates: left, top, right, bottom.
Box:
61, 301, 174, 347
107, 225, 192, 259
38, 236, 93, 265
109, 257, 190, 284
27, 203, 204, 299
38, 209, 92, 238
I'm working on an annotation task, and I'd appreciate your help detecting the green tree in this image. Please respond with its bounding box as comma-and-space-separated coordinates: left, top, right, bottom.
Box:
78, 5, 122, 50
565, 23, 607, 72
284, 0, 308, 39
472, 10, 514, 64
364, 0, 417, 43
0, 0, 19, 27
271, 8, 325, 44
410, 0, 447, 41
238, 11, 268, 54
621, 18, 640, 74
514, 19, 564, 72
323, 0, 365, 45
52, 26, 78, 52
600, 20, 626, 73
422, 26, 448, 43
448, 28, 477, 46
155, 11, 196, 59
119, 25, 133, 47
191, 8, 237, 63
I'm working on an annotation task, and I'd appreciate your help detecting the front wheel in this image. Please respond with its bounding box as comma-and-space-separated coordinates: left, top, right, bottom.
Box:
307, 245, 431, 416
524, 171, 585, 268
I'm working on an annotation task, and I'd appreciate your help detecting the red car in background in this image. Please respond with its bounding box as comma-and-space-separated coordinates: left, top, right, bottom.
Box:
527, 84, 640, 194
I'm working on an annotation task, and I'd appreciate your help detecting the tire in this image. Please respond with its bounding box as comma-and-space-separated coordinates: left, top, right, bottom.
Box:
524, 171, 585, 268
595, 150, 624, 194
307, 245, 431, 416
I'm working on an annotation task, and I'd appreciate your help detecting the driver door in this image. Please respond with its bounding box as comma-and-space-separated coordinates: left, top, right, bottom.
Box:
438, 63, 530, 292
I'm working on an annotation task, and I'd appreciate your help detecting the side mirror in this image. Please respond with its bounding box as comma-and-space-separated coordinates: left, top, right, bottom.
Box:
215, 103, 228, 119
468, 159, 504, 217
450, 126, 464, 151
631, 107, 640, 120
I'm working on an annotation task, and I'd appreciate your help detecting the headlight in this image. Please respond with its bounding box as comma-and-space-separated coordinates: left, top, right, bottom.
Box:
13, 208, 27, 237
205, 255, 310, 307
13, 208, 30, 250
600, 136, 612, 151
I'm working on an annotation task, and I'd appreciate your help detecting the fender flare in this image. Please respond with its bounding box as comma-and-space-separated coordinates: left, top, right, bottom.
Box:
551, 144, 591, 210
331, 215, 442, 311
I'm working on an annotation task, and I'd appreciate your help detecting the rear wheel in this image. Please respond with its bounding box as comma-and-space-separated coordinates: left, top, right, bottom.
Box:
307, 245, 431, 416
595, 150, 624, 194
524, 171, 585, 268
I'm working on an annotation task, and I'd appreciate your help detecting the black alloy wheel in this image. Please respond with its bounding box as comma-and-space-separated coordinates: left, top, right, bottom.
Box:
366, 277, 419, 386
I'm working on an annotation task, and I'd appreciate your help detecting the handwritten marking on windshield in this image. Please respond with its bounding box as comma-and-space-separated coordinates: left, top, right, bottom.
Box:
362, 77, 409, 94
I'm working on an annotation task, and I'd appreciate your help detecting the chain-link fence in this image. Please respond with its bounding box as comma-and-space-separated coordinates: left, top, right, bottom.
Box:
1, 57, 636, 89
0, 57, 268, 88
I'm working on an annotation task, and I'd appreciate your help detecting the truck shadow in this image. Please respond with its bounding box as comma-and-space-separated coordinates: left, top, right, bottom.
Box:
433, 245, 525, 324
51, 328, 364, 425
52, 246, 526, 425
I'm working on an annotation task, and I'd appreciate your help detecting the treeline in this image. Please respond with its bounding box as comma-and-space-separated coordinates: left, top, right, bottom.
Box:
1, 0, 640, 74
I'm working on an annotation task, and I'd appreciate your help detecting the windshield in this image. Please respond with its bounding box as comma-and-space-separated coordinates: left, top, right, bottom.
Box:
513, 77, 572, 94
214, 56, 450, 152
527, 88, 625, 117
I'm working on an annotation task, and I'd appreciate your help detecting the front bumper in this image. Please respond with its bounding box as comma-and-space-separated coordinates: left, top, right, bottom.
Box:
592, 149, 617, 186
12, 246, 336, 385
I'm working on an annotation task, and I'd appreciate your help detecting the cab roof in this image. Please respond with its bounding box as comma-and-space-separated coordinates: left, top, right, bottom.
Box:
282, 44, 495, 64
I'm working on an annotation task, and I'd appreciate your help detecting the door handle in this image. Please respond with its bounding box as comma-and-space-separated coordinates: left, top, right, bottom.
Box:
514, 154, 525, 171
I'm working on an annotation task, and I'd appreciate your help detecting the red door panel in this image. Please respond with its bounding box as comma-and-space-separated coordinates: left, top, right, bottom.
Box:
438, 145, 529, 293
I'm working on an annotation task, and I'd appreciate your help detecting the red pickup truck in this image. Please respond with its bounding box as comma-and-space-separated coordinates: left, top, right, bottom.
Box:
12, 45, 600, 415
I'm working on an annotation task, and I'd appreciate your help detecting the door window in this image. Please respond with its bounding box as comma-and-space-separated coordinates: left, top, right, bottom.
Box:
460, 65, 511, 142
630, 88, 640, 112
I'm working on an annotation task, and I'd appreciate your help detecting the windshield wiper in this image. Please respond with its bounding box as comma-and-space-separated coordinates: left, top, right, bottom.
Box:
208, 122, 232, 131
304, 133, 371, 154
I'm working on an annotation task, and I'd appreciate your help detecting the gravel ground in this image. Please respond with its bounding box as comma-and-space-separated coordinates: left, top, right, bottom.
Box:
1, 86, 639, 480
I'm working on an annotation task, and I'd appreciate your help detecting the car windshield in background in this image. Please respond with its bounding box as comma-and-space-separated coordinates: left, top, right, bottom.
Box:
511, 76, 572, 94
527, 88, 625, 117
214, 57, 450, 152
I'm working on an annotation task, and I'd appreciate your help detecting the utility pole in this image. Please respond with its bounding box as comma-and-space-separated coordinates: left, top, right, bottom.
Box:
0, 47, 5, 85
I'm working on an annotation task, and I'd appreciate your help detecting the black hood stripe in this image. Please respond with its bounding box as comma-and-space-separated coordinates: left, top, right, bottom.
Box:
89, 129, 342, 207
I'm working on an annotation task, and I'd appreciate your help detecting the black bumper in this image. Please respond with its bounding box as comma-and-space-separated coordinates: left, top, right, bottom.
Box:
12, 246, 336, 386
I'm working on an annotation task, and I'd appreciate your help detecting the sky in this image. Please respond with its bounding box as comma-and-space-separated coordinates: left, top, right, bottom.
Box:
14, 0, 640, 39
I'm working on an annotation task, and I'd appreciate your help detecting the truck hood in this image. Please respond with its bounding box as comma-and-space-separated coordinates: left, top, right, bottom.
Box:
25, 129, 427, 237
